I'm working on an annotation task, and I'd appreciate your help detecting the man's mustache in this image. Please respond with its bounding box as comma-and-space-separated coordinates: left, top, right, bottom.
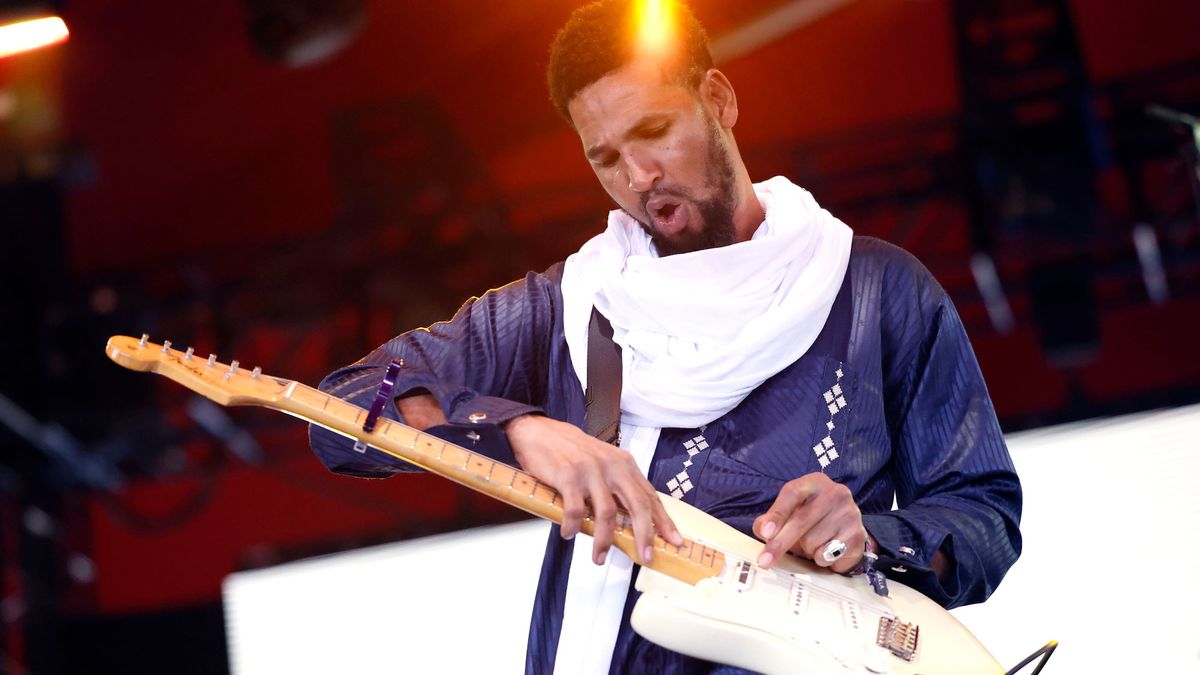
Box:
640, 186, 694, 213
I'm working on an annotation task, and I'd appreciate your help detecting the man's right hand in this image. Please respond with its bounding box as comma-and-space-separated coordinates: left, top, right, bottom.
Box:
505, 414, 685, 566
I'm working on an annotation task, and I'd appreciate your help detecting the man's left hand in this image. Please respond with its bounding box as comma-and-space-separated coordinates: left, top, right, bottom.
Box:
752, 473, 866, 574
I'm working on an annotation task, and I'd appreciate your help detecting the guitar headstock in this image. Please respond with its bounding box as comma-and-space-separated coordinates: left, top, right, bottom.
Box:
105, 334, 290, 407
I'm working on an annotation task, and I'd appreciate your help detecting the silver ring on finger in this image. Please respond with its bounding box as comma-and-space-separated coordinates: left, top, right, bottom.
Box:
820, 539, 847, 564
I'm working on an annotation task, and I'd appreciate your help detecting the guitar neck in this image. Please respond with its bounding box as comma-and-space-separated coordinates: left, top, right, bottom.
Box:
103, 335, 723, 586
273, 379, 724, 585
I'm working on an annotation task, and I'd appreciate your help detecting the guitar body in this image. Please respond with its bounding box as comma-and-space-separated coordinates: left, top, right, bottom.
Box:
632, 496, 1003, 675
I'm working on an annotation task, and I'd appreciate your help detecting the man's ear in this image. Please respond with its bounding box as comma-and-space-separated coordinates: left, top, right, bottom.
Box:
699, 69, 738, 129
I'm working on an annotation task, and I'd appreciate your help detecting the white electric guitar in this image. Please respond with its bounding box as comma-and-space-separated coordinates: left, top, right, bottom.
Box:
105, 335, 1005, 675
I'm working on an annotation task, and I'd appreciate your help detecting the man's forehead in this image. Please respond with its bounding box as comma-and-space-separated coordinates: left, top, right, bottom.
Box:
577, 60, 686, 102
568, 63, 696, 138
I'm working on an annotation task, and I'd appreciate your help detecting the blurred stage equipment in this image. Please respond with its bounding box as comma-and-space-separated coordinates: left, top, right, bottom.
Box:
0, 13, 67, 60
954, 0, 1104, 365
1135, 103, 1200, 306
185, 397, 265, 466
708, 0, 853, 64
1131, 223, 1169, 305
243, 0, 365, 66
969, 252, 1015, 334
1146, 103, 1200, 227
0, 391, 123, 491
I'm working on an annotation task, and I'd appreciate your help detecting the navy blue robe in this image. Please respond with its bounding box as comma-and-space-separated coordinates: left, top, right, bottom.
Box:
309, 236, 1022, 674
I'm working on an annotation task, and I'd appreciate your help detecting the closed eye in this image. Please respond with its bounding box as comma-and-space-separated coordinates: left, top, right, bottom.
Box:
593, 151, 619, 168
637, 123, 669, 139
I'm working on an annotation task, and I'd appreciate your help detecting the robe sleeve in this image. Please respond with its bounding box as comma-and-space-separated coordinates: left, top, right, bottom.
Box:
862, 247, 1022, 608
307, 265, 564, 478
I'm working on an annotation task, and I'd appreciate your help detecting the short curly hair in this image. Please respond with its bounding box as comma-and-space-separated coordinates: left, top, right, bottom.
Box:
547, 0, 714, 125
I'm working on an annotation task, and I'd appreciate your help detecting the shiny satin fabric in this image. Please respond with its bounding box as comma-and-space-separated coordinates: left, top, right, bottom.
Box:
308, 237, 1022, 674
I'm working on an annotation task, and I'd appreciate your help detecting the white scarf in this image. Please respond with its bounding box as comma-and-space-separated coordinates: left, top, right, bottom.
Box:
560, 175, 853, 428
552, 177, 852, 673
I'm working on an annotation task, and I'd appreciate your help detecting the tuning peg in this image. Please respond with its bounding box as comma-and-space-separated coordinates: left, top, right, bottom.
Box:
161, 340, 172, 353
207, 354, 217, 367
251, 366, 262, 380
139, 334, 149, 347
184, 347, 194, 360
224, 360, 239, 379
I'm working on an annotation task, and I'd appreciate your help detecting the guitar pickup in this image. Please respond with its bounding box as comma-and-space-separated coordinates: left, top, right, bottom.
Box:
730, 560, 755, 592
788, 577, 809, 615
876, 616, 919, 662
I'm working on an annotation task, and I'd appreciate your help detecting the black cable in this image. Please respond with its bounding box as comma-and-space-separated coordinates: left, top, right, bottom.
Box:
1006, 640, 1058, 675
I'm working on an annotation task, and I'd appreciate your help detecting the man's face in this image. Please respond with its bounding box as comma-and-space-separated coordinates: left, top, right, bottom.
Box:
567, 62, 737, 256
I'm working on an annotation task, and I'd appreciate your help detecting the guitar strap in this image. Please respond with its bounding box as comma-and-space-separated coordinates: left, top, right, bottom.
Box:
584, 307, 622, 445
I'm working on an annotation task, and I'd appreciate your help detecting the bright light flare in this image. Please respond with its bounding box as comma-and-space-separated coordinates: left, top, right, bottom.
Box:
0, 16, 70, 60
634, 0, 675, 58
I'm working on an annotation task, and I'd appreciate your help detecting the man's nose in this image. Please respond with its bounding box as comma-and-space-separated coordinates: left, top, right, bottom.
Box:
624, 153, 660, 193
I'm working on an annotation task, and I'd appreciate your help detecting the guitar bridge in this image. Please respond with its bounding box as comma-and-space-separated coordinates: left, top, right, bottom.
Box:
876, 616, 919, 662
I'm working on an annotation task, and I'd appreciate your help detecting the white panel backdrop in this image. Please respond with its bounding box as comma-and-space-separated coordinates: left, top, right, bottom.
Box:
224, 403, 1200, 674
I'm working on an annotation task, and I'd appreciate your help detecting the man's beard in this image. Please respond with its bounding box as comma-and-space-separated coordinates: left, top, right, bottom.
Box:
628, 122, 738, 257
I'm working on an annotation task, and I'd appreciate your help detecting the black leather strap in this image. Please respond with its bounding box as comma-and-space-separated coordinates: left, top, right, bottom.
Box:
584, 307, 622, 445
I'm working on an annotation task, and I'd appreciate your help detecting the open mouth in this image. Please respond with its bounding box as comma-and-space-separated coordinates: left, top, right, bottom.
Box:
646, 196, 685, 234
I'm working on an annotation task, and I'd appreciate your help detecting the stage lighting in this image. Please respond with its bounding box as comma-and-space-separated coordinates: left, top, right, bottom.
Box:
0, 15, 68, 60
243, 0, 365, 67
635, 0, 673, 57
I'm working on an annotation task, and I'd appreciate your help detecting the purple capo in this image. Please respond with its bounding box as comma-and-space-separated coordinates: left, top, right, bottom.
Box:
353, 358, 403, 453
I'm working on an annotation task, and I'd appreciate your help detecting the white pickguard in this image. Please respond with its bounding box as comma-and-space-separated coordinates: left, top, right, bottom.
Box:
631, 495, 1003, 675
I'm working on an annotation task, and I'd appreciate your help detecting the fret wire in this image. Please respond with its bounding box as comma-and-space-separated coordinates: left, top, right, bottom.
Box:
528, 480, 539, 498
485, 462, 495, 482
321, 394, 330, 411
508, 471, 518, 489
461, 450, 471, 471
